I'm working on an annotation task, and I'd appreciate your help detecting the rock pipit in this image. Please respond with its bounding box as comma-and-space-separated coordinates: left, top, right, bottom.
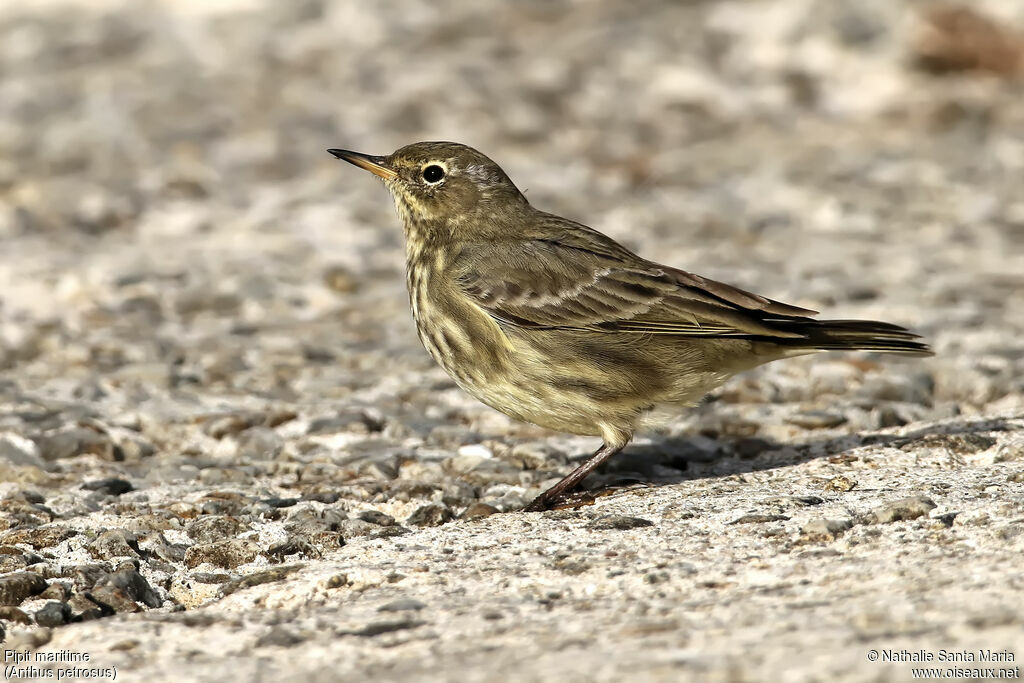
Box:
328, 141, 931, 511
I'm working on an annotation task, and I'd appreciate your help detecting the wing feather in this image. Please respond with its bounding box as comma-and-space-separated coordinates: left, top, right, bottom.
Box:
454, 221, 817, 340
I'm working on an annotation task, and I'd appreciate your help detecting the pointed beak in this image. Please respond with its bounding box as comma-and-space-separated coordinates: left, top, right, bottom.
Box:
327, 149, 399, 180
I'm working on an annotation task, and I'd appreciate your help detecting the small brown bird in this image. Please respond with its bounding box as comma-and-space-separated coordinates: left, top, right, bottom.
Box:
328, 142, 931, 511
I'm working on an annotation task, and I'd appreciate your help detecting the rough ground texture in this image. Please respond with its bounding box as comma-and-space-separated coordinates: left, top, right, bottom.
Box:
1, 0, 1023, 681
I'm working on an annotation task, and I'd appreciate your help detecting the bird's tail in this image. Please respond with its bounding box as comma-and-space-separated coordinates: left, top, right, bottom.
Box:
777, 319, 933, 356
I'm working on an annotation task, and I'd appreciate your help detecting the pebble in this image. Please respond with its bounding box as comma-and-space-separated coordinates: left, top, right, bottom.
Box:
256, 626, 306, 648
864, 496, 937, 524
728, 513, 789, 525
801, 518, 854, 540
34, 601, 71, 627
460, 503, 500, 520
406, 504, 455, 527
93, 567, 162, 608
358, 510, 396, 526
0, 571, 48, 606
588, 515, 655, 530
784, 411, 848, 429
0, 605, 32, 624
823, 476, 857, 492
33, 427, 115, 461
81, 478, 135, 496
185, 516, 249, 544
89, 529, 142, 559
184, 539, 262, 569
378, 598, 427, 612
219, 565, 306, 597
0, 433, 45, 468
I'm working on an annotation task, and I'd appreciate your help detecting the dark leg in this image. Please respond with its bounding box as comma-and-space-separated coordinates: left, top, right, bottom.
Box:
524, 441, 626, 512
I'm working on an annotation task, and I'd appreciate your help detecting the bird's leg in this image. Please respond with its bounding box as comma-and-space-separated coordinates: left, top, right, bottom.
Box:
524, 441, 625, 512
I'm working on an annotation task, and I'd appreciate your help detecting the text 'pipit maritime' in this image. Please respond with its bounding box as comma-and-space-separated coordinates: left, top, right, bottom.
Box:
329, 142, 931, 511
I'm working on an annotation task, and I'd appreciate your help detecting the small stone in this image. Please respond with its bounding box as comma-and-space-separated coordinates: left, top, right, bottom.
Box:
902, 433, 996, 455
785, 411, 848, 429
219, 564, 305, 596
823, 476, 857, 492
185, 516, 248, 544
337, 519, 382, 537
325, 574, 348, 589
457, 444, 493, 459
865, 496, 937, 524
461, 503, 500, 520
728, 513, 789, 525
3, 626, 52, 650
261, 497, 300, 509
308, 409, 385, 435
0, 527, 77, 550
406, 504, 454, 527
303, 492, 341, 504
71, 564, 110, 592
994, 439, 1024, 462
67, 593, 111, 622
734, 437, 772, 460
0, 571, 48, 606
507, 442, 567, 470
588, 515, 655, 530
113, 433, 157, 461
0, 433, 45, 468
357, 510, 396, 526
370, 526, 411, 539
83, 587, 135, 615
185, 539, 261, 569
801, 518, 854, 540
36, 581, 69, 602
236, 427, 284, 461
89, 530, 142, 560
190, 572, 233, 585
34, 601, 71, 627
256, 626, 306, 648
81, 478, 134, 496
875, 406, 907, 428
378, 598, 426, 612
201, 412, 260, 439
267, 538, 324, 560
323, 265, 359, 294
33, 427, 115, 461
344, 618, 424, 637
0, 606, 32, 624
174, 288, 241, 317
93, 568, 162, 608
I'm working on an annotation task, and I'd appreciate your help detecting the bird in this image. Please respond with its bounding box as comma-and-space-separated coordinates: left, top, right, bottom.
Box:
327, 141, 932, 512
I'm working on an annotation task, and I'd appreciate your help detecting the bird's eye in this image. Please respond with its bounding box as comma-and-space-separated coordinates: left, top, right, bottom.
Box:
422, 165, 445, 183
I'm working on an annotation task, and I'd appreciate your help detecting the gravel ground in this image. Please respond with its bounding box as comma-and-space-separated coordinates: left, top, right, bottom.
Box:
1, 0, 1023, 681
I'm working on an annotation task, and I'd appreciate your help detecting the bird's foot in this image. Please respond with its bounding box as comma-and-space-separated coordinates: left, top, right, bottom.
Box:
523, 482, 652, 512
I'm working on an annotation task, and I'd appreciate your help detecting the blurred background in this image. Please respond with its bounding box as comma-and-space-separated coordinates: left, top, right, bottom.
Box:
2, 0, 1023, 422
1, 0, 1023, 442
0, 0, 1023, 677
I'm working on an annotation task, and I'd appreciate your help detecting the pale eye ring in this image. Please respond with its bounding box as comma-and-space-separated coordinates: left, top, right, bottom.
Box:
422, 164, 445, 183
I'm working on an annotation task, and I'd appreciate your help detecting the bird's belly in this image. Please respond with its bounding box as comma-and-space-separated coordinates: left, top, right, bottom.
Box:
408, 276, 746, 436
409, 300, 605, 435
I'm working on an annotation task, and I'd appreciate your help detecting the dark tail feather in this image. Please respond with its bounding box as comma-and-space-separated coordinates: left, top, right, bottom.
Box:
771, 318, 933, 356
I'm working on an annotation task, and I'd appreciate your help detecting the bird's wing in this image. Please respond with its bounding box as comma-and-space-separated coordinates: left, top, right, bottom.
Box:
454, 222, 818, 339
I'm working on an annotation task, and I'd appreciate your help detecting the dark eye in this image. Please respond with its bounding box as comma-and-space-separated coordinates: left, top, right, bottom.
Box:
422, 165, 445, 183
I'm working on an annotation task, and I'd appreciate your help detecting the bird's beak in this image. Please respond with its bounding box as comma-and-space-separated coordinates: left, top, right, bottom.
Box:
327, 149, 399, 180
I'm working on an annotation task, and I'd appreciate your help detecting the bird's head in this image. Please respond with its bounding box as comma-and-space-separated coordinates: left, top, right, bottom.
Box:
328, 141, 529, 240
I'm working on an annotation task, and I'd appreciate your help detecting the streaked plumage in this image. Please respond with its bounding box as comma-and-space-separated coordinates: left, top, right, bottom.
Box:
328, 141, 931, 511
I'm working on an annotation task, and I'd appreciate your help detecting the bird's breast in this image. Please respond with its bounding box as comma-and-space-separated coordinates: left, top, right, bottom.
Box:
405, 246, 512, 390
